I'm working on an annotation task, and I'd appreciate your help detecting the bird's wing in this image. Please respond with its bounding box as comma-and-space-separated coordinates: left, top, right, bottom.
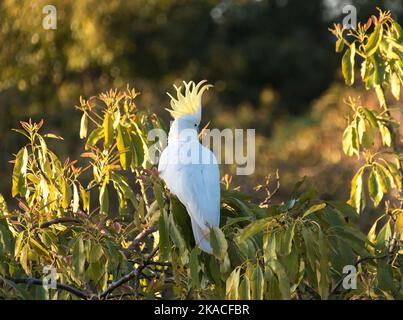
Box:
157, 146, 168, 174
173, 145, 220, 231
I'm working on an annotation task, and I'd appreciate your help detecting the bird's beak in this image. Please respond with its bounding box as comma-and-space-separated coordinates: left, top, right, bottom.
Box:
198, 121, 210, 140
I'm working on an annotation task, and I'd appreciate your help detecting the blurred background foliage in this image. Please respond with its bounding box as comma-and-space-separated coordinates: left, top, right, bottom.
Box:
0, 0, 402, 218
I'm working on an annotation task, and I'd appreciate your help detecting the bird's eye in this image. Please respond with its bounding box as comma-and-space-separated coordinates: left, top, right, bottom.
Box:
194, 124, 197, 127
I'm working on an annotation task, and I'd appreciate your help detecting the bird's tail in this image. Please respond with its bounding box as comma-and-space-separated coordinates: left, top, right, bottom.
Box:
190, 218, 213, 254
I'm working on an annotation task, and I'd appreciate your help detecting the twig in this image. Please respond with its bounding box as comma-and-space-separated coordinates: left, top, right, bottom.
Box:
100, 247, 158, 299
303, 283, 321, 300
4, 277, 88, 300
329, 252, 396, 296
34, 217, 81, 229
256, 170, 280, 207
126, 224, 158, 255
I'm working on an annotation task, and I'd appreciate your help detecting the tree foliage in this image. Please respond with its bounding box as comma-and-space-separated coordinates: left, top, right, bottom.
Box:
0, 9, 402, 300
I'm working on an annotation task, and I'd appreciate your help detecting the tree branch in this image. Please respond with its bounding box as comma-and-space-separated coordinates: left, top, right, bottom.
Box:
100, 247, 158, 299
126, 224, 158, 255
329, 252, 396, 296
34, 217, 81, 229
4, 277, 88, 300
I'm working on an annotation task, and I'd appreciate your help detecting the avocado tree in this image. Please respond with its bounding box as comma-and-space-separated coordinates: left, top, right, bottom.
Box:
0, 9, 402, 300
330, 8, 403, 299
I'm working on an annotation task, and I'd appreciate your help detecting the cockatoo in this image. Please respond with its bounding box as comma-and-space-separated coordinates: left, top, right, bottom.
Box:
158, 80, 220, 254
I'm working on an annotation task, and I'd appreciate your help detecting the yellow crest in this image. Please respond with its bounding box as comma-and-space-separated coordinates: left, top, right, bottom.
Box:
166, 80, 212, 119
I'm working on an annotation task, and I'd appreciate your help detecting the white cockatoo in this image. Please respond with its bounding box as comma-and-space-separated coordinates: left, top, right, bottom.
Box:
158, 80, 220, 254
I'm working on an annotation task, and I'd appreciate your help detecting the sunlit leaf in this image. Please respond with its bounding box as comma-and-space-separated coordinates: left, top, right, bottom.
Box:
211, 226, 228, 260
80, 113, 88, 139
365, 23, 383, 57
342, 43, 355, 86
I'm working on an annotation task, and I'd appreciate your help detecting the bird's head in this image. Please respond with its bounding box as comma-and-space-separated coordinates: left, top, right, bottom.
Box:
166, 80, 212, 141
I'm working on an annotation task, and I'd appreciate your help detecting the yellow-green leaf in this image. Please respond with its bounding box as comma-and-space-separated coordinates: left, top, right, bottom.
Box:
368, 169, 382, 207
72, 237, 85, 274
72, 183, 79, 213
302, 203, 326, 219
342, 43, 355, 86
99, 181, 109, 214
349, 167, 365, 213
80, 113, 88, 139
210, 226, 228, 260
116, 125, 130, 170
251, 265, 264, 300
103, 112, 114, 149
391, 72, 401, 100
79, 184, 90, 212
86, 127, 103, 150
12, 147, 28, 197
226, 267, 240, 299
189, 248, 200, 288
61, 178, 72, 209
335, 38, 344, 53
365, 24, 383, 57
89, 243, 104, 263
239, 277, 251, 300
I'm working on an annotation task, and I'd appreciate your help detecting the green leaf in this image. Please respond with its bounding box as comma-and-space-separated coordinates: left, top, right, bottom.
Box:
280, 222, 295, 256
89, 243, 104, 263
374, 164, 388, 194
335, 39, 344, 53
103, 112, 114, 149
80, 113, 88, 139
368, 168, 382, 207
189, 248, 200, 288
72, 183, 79, 213
391, 72, 401, 100
342, 43, 355, 86
250, 265, 264, 300
377, 259, 394, 292
116, 124, 130, 170
99, 181, 109, 214
342, 125, 359, 156
158, 212, 170, 260
61, 178, 72, 209
72, 237, 85, 274
239, 276, 251, 300
239, 217, 272, 242
318, 230, 329, 299
267, 260, 291, 299
20, 244, 30, 274
373, 53, 386, 86
379, 124, 391, 147
30, 238, 50, 257
358, 118, 374, 149
326, 200, 358, 220
302, 203, 326, 219
226, 267, 240, 299
210, 226, 228, 260
375, 85, 386, 108
43, 133, 64, 140
111, 173, 137, 208
79, 184, 90, 212
130, 122, 149, 168
365, 24, 383, 57
85, 127, 103, 150
349, 167, 365, 213
12, 147, 28, 197
362, 108, 378, 128
152, 183, 164, 213
376, 220, 391, 250
168, 214, 186, 256
301, 226, 317, 273
385, 160, 402, 191
14, 231, 25, 258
